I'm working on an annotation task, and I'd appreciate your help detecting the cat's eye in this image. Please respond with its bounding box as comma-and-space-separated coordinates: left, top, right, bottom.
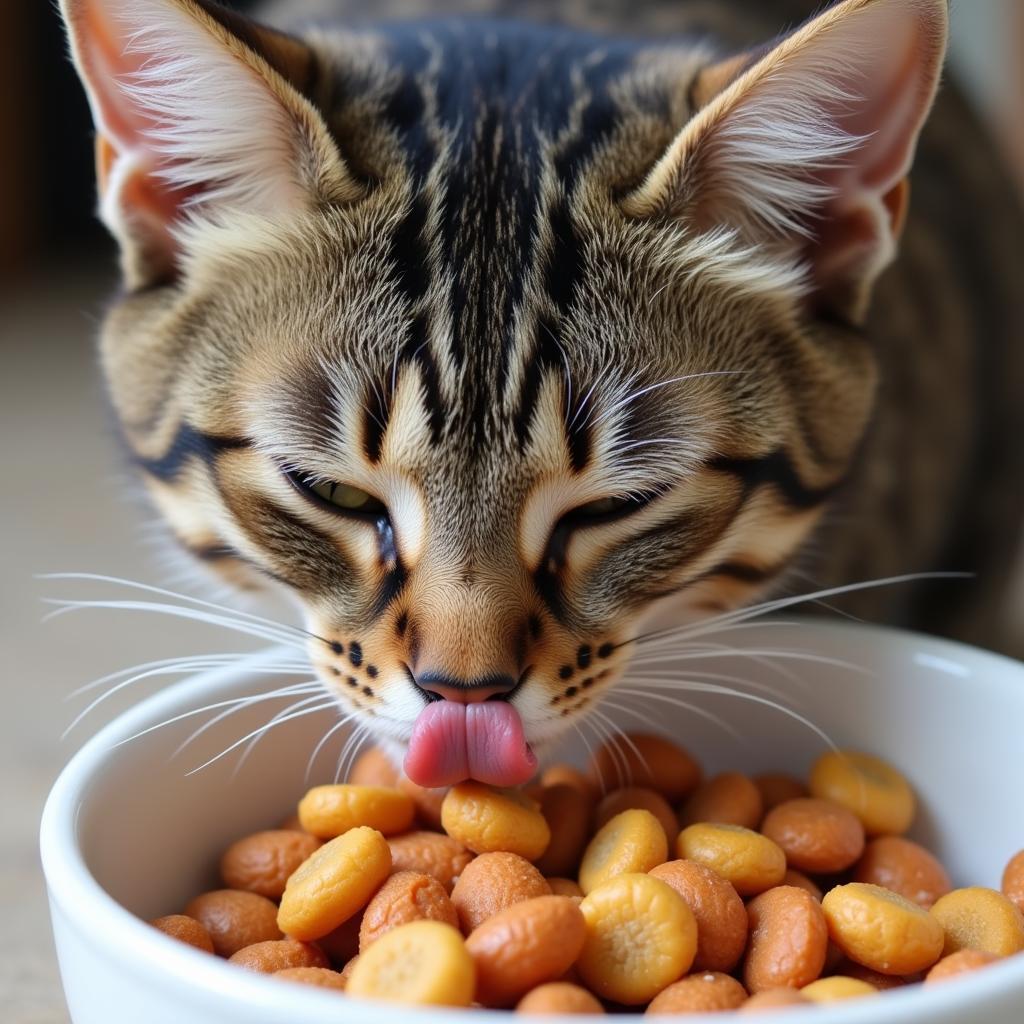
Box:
286, 470, 387, 518
564, 494, 648, 526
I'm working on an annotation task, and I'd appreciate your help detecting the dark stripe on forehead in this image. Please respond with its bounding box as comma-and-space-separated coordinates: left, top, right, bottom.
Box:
709, 450, 837, 508
134, 422, 248, 481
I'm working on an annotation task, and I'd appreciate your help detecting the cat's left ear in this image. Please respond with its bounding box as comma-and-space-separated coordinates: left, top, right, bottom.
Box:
624, 0, 948, 322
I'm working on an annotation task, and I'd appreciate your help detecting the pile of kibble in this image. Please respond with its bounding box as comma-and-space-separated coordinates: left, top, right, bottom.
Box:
149, 735, 1024, 1013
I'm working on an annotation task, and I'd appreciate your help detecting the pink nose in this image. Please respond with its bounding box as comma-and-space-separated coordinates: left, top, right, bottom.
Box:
414, 673, 518, 704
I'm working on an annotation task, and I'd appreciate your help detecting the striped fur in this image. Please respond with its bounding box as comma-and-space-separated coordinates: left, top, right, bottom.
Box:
61, 0, 1024, 758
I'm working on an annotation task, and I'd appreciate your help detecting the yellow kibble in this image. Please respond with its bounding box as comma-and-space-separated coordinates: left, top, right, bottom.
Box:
822, 882, 944, 975
930, 887, 1024, 957
809, 750, 915, 836
297, 785, 415, 838
277, 826, 391, 941
579, 809, 668, 895
441, 782, 550, 861
577, 873, 697, 1005
346, 920, 475, 1007
801, 976, 878, 1002
676, 823, 785, 897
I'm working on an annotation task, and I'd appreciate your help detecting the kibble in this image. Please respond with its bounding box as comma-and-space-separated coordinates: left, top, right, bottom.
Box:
579, 809, 668, 894
744, 885, 829, 992
760, 798, 864, 874
676, 823, 786, 897
274, 966, 347, 989
149, 914, 214, 953
298, 784, 414, 838
645, 971, 747, 1014
925, 949, 999, 984
228, 938, 328, 973
451, 851, 551, 934
516, 982, 604, 1014
358, 870, 458, 950
809, 750, 915, 836
590, 733, 701, 802
593, 786, 678, 847
853, 836, 952, 908
387, 830, 473, 891
930, 887, 1024, 957
441, 782, 550, 861
679, 772, 763, 830
1002, 850, 1024, 914
184, 890, 282, 958
220, 829, 321, 900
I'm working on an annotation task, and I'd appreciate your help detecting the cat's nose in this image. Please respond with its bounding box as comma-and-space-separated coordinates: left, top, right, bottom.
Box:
414, 672, 518, 703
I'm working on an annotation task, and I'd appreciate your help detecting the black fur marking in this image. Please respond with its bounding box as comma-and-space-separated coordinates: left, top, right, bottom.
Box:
558, 665, 573, 680
135, 422, 248, 482
396, 612, 409, 636
371, 516, 408, 617
330, 641, 344, 655
362, 389, 388, 464
709, 450, 837, 508
597, 642, 614, 659
699, 560, 778, 585
186, 542, 240, 562
348, 642, 363, 667
401, 316, 445, 444
346, 676, 358, 687
577, 644, 592, 669
366, 664, 379, 678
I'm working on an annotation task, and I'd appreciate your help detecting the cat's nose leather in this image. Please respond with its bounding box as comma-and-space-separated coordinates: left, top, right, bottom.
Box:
414, 672, 518, 703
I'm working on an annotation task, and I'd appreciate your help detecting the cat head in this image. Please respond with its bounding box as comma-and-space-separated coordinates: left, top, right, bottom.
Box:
61, 0, 946, 779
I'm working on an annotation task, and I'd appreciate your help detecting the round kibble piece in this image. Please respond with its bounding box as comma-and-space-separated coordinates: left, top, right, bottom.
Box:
546, 877, 584, 899
220, 830, 322, 900
277, 826, 392, 941
649, 859, 747, 973
579, 808, 668, 894
761, 798, 865, 874
516, 982, 604, 1014
398, 775, 447, 830
184, 890, 282, 958
594, 787, 678, 846
739, 988, 811, 1012
388, 831, 474, 892
590, 733, 701, 803
925, 949, 999, 984
783, 870, 823, 901
534, 784, 593, 877
744, 885, 828, 993
149, 914, 214, 953
441, 782, 550, 861
823, 882, 944, 974
541, 763, 600, 802
229, 938, 328, 973
298, 785, 415, 838
450, 851, 551, 934
577, 873, 697, 1005
930, 887, 1024, 957
754, 773, 809, 813
677, 823, 786, 897
274, 966, 347, 990
1001, 850, 1024, 914
349, 747, 399, 787
801, 977, 877, 1002
680, 772, 763, 830
809, 750, 915, 836
854, 836, 952, 908
466, 895, 586, 1007
647, 972, 747, 1014
346, 920, 475, 1007
359, 870, 458, 950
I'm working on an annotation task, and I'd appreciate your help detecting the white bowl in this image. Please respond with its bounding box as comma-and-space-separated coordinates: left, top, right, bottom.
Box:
41, 620, 1024, 1023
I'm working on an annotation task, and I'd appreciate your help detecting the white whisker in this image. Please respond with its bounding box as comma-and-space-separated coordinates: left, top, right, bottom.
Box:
306, 712, 353, 783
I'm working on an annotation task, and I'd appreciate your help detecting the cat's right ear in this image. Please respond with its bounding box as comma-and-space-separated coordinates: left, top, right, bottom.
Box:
59, 0, 362, 288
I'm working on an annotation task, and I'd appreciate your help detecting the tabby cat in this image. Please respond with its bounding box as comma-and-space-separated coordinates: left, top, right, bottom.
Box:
59, 0, 1023, 784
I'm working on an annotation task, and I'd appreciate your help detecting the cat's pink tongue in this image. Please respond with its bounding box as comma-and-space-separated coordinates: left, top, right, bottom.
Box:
404, 701, 537, 788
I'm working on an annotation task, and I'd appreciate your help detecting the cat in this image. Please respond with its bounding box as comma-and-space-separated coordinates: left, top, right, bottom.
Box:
59, 0, 1023, 784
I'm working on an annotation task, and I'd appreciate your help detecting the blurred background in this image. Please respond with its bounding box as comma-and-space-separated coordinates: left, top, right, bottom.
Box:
1, 2, 1021, 1021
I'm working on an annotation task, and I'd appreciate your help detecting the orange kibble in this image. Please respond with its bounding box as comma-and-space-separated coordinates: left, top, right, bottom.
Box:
397, 775, 448, 830
738, 988, 811, 1012
1002, 850, 1024, 914
930, 887, 1024, 957
680, 772, 763, 830
676, 823, 786, 897
277, 826, 392, 941
273, 966, 347, 990
783, 870, 823, 901
316, 912, 363, 966
220, 829, 321, 900
149, 914, 214, 954
387, 831, 474, 891
441, 782, 550, 861
594, 787, 678, 846
809, 750, 915, 836
541, 763, 600, 802
534, 784, 594, 878
649, 859, 747, 973
358, 871, 458, 950
466, 895, 586, 1007
450, 851, 551, 934
590, 733, 701, 803
579, 809, 668, 894
801, 976, 877, 1002
516, 982, 604, 1014
761, 798, 865, 874
925, 949, 1000, 984
744, 885, 829, 993
184, 890, 282, 958
823, 882, 944, 974
546, 877, 584, 899
298, 784, 415, 838
646, 971, 748, 1014
348, 746, 399, 787
228, 938, 328, 973
853, 836, 952, 908
839, 961, 915, 990
754, 773, 809, 813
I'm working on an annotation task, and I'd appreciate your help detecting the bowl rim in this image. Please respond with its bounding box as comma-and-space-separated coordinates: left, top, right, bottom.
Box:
39, 622, 1024, 1022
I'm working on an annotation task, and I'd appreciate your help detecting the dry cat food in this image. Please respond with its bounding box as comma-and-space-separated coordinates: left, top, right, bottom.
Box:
149, 737, 1024, 1011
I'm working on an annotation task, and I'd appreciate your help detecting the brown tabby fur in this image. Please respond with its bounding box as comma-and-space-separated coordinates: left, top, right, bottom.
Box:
62, 0, 1024, 760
